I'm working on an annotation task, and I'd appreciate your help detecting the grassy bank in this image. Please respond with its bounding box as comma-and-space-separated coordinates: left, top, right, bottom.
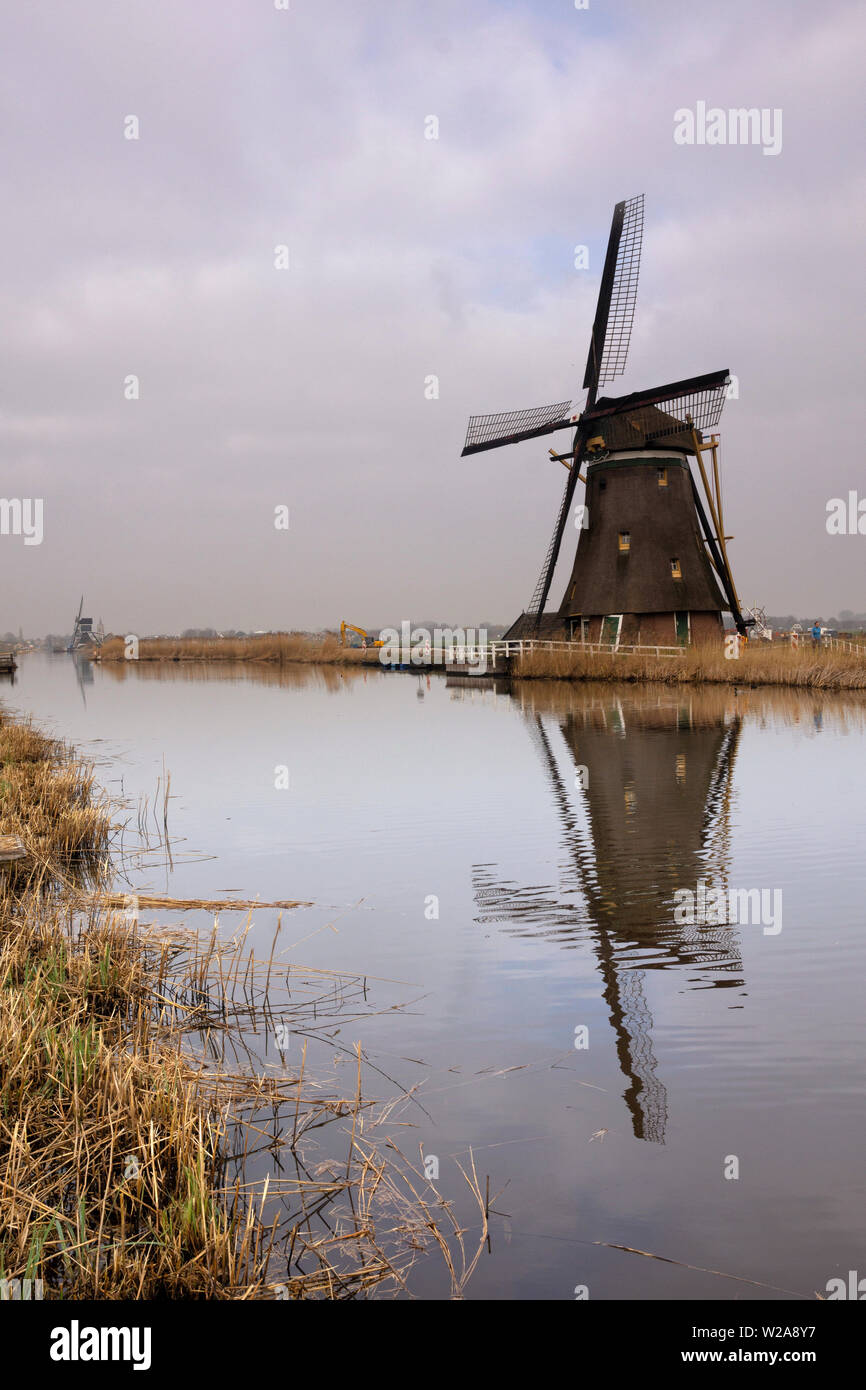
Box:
0, 714, 483, 1298
95, 634, 379, 665
514, 643, 866, 690
91, 633, 866, 691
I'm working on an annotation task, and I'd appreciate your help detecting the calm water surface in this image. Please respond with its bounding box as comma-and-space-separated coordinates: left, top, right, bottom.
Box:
6, 653, 866, 1300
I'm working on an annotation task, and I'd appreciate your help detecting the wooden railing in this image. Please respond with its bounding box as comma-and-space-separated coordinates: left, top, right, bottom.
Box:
491, 639, 687, 660
411, 635, 866, 668
815, 635, 866, 655
440, 639, 688, 664
786, 634, 866, 656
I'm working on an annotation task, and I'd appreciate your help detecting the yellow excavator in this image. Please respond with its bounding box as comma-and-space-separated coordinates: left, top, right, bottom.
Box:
340, 621, 384, 649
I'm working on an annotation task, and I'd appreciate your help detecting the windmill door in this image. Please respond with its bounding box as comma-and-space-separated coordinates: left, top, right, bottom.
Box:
601, 615, 622, 650
675, 612, 690, 646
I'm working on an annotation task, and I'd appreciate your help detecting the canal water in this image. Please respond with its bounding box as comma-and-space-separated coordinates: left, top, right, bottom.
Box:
5, 653, 866, 1300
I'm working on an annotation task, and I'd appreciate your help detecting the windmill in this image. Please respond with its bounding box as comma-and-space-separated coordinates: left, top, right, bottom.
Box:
744, 601, 772, 641
68, 596, 99, 652
462, 195, 752, 646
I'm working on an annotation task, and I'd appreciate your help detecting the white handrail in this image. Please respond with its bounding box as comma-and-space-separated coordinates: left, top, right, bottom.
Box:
441, 639, 689, 662
432, 634, 866, 664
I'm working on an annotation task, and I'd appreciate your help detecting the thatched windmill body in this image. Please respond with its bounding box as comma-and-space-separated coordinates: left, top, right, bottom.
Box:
462, 195, 751, 646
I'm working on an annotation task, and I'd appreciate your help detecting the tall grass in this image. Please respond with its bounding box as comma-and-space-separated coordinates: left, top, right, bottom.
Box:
96, 634, 378, 665
515, 642, 866, 690
0, 722, 110, 884
0, 713, 485, 1298
94, 633, 866, 691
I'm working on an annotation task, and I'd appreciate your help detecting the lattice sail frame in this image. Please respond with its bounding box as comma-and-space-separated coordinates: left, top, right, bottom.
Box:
596, 193, 644, 389
463, 400, 572, 454
585, 377, 731, 451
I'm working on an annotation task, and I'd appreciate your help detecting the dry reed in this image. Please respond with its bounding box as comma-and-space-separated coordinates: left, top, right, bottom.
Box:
0, 712, 484, 1299
94, 634, 378, 666
515, 642, 866, 690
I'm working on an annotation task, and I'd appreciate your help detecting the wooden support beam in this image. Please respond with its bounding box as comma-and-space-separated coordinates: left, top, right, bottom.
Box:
548, 447, 585, 480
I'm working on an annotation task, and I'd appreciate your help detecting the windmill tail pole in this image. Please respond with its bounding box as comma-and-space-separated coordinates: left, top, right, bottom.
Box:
709, 443, 743, 620
689, 428, 749, 635
690, 428, 743, 612
688, 474, 749, 637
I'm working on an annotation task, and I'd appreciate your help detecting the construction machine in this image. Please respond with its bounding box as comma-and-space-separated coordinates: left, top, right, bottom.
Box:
340, 621, 384, 649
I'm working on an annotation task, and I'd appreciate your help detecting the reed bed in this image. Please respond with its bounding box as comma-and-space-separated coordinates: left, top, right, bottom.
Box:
95, 634, 379, 666
0, 721, 110, 890
515, 642, 866, 690
0, 714, 484, 1299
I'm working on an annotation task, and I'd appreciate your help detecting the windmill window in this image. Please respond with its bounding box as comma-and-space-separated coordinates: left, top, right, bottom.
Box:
657, 467, 668, 487
618, 532, 631, 552
671, 558, 682, 578
599, 479, 606, 491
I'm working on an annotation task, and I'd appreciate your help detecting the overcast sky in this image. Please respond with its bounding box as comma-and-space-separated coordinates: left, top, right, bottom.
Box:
1, 0, 863, 634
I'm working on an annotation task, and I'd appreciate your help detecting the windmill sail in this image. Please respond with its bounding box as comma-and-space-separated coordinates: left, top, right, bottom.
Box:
589, 369, 733, 433
527, 194, 644, 625
527, 447, 582, 617
462, 400, 573, 457
583, 193, 644, 401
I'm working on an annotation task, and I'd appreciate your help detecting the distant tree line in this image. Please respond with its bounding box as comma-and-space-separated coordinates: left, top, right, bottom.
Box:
766, 612, 866, 631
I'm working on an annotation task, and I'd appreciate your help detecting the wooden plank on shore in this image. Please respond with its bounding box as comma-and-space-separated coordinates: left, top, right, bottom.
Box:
0, 835, 27, 862
94, 893, 312, 912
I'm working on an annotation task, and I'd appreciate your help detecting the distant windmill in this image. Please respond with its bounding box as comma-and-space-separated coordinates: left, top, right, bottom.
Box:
744, 601, 771, 640
462, 195, 752, 646
68, 595, 100, 652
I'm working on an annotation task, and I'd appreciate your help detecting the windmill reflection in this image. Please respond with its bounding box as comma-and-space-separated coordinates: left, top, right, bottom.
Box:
473, 688, 744, 1144
73, 650, 94, 708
